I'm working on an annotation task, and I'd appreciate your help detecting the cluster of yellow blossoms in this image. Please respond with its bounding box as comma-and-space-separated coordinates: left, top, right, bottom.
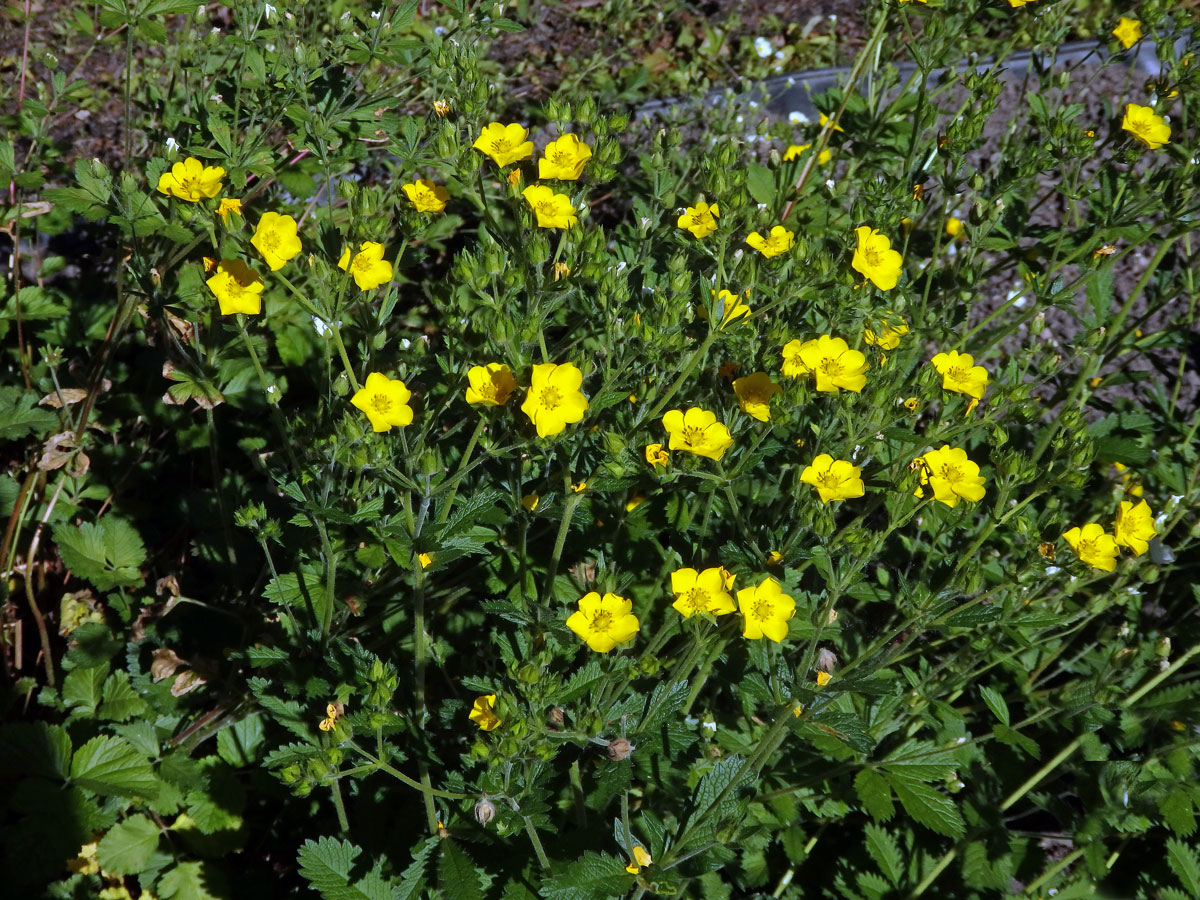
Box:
1063, 499, 1157, 572
473, 122, 592, 229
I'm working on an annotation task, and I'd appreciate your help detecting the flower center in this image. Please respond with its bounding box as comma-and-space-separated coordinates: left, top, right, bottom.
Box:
551, 150, 571, 167
179, 176, 201, 198
819, 357, 844, 376
491, 137, 512, 154
370, 393, 392, 413
540, 386, 562, 409
682, 426, 705, 446
751, 598, 773, 621
537, 200, 559, 217
260, 231, 280, 252
1078, 538, 1099, 557
864, 247, 882, 267
591, 610, 613, 633
817, 470, 843, 488
684, 588, 708, 612
938, 463, 963, 484
352, 254, 373, 275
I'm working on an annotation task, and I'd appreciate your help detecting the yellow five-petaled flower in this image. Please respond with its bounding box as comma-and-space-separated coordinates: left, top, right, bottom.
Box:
800, 454, 865, 503
852, 226, 903, 290
206, 259, 264, 316
566, 591, 640, 653
670, 567, 736, 618
645, 443, 669, 469
662, 407, 734, 460
732, 372, 782, 422
737, 577, 795, 643
338, 241, 394, 290
781, 335, 868, 392
473, 122, 534, 167
465, 363, 517, 407
912, 445, 986, 508
677, 201, 719, 239
538, 133, 592, 180
1114, 499, 1156, 556
746, 225, 795, 258
1062, 523, 1119, 571
469, 694, 501, 731
521, 362, 588, 437
1112, 17, 1142, 49
351, 372, 414, 432
156, 156, 225, 202
1122, 103, 1171, 150
402, 179, 450, 213
931, 350, 989, 400
251, 212, 303, 271
521, 184, 578, 229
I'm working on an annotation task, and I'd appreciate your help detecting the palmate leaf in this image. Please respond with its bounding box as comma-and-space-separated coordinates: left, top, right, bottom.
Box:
0, 385, 58, 441
54, 518, 146, 591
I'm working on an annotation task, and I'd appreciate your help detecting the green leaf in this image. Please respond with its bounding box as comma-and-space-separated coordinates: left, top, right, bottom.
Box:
1167, 837, 1200, 897
1161, 789, 1198, 836
99, 669, 149, 721
0, 722, 72, 779
62, 664, 108, 715
978, 685, 1009, 726
54, 518, 146, 591
0, 386, 58, 441
217, 714, 265, 767
297, 836, 390, 900
993, 723, 1040, 758
745, 162, 775, 205
96, 813, 160, 875
70, 735, 158, 799
159, 861, 220, 900
854, 769, 894, 821
395, 836, 437, 900
1086, 265, 1114, 323
886, 773, 964, 839
684, 755, 752, 835
438, 840, 485, 900
539, 852, 629, 900
637, 680, 689, 733
863, 824, 903, 885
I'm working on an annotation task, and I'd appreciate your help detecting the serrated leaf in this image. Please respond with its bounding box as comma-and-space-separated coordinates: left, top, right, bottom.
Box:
993, 723, 1040, 758
438, 840, 485, 900
395, 836, 437, 900
539, 852, 629, 900
217, 714, 265, 767
159, 861, 219, 900
1167, 837, 1200, 897
297, 836, 390, 900
62, 664, 108, 715
70, 735, 158, 799
0, 722, 72, 779
1161, 789, 1198, 836
684, 755, 752, 834
887, 773, 964, 839
638, 680, 689, 733
99, 669, 149, 721
0, 386, 58, 441
855, 769, 894, 821
978, 685, 1009, 726
55, 518, 146, 591
863, 824, 903, 885
96, 814, 160, 875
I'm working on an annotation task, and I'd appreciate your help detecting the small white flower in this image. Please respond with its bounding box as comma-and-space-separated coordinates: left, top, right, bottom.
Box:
955, 736, 968, 744
788, 111, 809, 124
735, 115, 744, 124
264, 43, 274, 51
1045, 566, 1061, 576
434, 25, 446, 35
371, 9, 380, 17
266, 384, 278, 394
701, 717, 717, 735
786, 77, 796, 87
775, 50, 785, 59
756, 203, 768, 212
165, 137, 180, 153
824, 179, 835, 191
748, 100, 759, 109
400, 338, 412, 349
264, 2, 274, 19
754, 37, 773, 58
684, 715, 699, 727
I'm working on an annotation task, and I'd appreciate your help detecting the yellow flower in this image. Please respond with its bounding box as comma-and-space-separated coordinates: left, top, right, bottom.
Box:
206, 259, 264, 315
472, 122, 533, 166
67, 842, 100, 875
522, 493, 540, 511
930, 350, 989, 400
351, 372, 414, 432
625, 495, 645, 512
816, 671, 832, 687
645, 443, 669, 468
402, 179, 450, 213
216, 197, 243, 223
156, 156, 225, 201
318, 702, 343, 732
904, 397, 920, 411
1008, 0, 1035, 6
1122, 103, 1171, 149
251, 211, 302, 271
852, 226, 903, 290
711, 288, 751, 329
571, 481, 587, 493
419, 552, 433, 569
737, 577, 795, 643
1114, 499, 1156, 556
521, 184, 578, 229
912, 445, 986, 508
1112, 17, 1142, 48
945, 216, 964, 239
625, 845, 653, 875
1062, 523, 1119, 572
338, 241, 393, 290
433, 99, 451, 117
662, 407, 734, 461
538, 133, 592, 180
521, 362, 588, 437
782, 143, 832, 164
677, 201, 719, 238
566, 591, 640, 653
863, 314, 909, 350
766, 551, 783, 565
670, 566, 736, 617
553, 262, 571, 281
800, 454, 865, 503
465, 362, 517, 406
732, 372, 782, 422
745, 225, 795, 258
818, 112, 844, 133
469, 694, 501, 731
1113, 461, 1144, 498
782, 335, 868, 392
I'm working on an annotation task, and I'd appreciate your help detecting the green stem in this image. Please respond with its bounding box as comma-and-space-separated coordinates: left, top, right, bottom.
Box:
436, 416, 486, 525
343, 739, 470, 800
329, 776, 350, 833
643, 330, 719, 423
524, 817, 551, 869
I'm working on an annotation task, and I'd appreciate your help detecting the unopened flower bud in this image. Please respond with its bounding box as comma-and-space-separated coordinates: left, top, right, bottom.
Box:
547, 706, 565, 727
474, 797, 496, 827
816, 648, 837, 673
606, 738, 633, 761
